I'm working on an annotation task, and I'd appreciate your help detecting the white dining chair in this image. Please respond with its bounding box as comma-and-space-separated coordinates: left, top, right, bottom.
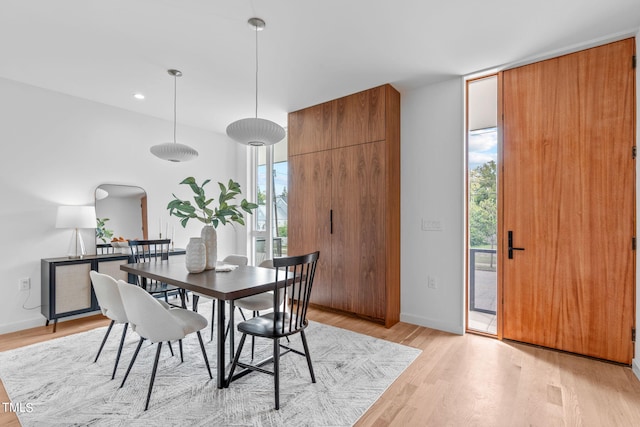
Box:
117, 280, 212, 411
89, 270, 131, 380
232, 259, 279, 357
192, 254, 248, 341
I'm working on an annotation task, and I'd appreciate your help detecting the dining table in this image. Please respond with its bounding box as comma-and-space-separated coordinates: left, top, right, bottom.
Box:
120, 261, 289, 388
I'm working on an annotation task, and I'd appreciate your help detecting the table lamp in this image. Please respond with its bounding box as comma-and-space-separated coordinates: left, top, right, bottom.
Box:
56, 205, 97, 258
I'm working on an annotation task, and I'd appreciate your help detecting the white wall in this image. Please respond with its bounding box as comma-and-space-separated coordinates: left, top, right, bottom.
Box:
0, 77, 249, 334
400, 77, 465, 334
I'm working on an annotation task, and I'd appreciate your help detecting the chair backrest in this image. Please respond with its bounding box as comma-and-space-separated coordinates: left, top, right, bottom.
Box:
116, 280, 186, 342
96, 243, 115, 255
90, 270, 128, 323
272, 251, 319, 334
259, 259, 274, 269
129, 239, 171, 263
128, 239, 171, 287
223, 254, 248, 266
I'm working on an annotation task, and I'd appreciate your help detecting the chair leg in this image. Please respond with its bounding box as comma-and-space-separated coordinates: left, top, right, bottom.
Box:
121, 337, 145, 388
179, 289, 187, 309
250, 311, 258, 359
238, 307, 247, 320
226, 334, 247, 387
196, 331, 213, 379
145, 342, 163, 411
112, 323, 128, 380
192, 294, 200, 312
94, 320, 115, 363
274, 338, 280, 410
300, 330, 316, 383
167, 341, 174, 356
179, 339, 184, 363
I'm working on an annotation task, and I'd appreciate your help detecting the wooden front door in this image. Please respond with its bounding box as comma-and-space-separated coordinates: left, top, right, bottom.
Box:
501, 38, 636, 364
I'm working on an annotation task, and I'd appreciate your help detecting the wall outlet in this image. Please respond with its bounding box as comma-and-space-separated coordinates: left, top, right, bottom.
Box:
19, 277, 30, 291
427, 275, 437, 289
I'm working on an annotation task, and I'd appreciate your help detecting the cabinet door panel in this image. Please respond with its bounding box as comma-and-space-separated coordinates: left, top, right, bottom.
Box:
333, 86, 386, 149
331, 141, 386, 319
54, 263, 93, 314
98, 259, 129, 282
288, 102, 333, 156
288, 151, 332, 306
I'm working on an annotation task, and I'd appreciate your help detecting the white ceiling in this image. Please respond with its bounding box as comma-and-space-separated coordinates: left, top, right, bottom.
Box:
1, 0, 639, 135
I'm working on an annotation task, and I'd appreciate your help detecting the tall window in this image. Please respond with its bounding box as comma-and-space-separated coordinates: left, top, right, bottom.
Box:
252, 136, 288, 264
467, 76, 498, 335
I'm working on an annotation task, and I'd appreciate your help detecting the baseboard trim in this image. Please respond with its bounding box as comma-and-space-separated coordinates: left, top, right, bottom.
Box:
400, 313, 464, 335
0, 317, 46, 335
633, 358, 640, 381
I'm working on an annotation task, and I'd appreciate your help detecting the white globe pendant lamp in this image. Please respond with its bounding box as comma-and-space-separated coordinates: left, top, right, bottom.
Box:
150, 69, 199, 162
226, 18, 285, 147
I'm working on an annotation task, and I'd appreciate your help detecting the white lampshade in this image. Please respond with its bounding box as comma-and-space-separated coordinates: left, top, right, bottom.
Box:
226, 18, 286, 147
95, 188, 109, 200
150, 142, 199, 162
56, 206, 97, 229
150, 69, 198, 162
226, 117, 286, 146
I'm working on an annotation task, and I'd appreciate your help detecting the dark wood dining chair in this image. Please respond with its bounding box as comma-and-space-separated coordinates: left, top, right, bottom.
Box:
226, 251, 320, 409
128, 239, 186, 308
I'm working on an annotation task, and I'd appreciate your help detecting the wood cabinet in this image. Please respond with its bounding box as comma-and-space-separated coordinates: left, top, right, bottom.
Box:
41, 254, 129, 332
41, 248, 185, 332
288, 84, 400, 327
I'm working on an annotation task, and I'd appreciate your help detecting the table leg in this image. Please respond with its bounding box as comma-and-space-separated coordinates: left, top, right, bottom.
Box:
216, 298, 226, 388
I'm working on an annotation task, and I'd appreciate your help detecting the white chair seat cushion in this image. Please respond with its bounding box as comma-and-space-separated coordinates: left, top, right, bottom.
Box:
168, 308, 208, 335
235, 292, 274, 311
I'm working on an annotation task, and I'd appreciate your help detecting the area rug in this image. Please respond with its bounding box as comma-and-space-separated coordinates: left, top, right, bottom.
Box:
0, 303, 420, 426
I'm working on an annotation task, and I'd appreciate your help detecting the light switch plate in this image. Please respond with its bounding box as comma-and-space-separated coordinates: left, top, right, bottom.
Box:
422, 219, 443, 231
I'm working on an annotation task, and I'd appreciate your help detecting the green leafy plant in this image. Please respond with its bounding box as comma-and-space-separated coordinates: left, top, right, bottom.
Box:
167, 177, 259, 228
96, 218, 114, 243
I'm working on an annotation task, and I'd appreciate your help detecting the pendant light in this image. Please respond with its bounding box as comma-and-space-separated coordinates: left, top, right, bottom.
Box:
226, 17, 285, 147
150, 69, 199, 162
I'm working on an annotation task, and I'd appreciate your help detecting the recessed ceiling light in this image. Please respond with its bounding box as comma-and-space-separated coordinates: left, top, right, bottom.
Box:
133, 93, 145, 100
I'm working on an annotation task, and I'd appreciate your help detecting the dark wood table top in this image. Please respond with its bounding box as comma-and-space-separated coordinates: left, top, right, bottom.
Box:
120, 262, 287, 301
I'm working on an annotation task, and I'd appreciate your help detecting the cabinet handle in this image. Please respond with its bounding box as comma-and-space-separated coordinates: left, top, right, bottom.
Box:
330, 209, 333, 234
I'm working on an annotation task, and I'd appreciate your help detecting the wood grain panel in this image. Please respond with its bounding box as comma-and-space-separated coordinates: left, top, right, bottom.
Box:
333, 85, 386, 149
288, 102, 333, 156
288, 151, 333, 306
384, 85, 401, 326
502, 38, 635, 363
331, 141, 387, 319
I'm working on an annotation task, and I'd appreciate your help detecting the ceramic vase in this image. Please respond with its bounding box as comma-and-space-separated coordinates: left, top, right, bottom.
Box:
200, 225, 217, 270
185, 237, 206, 273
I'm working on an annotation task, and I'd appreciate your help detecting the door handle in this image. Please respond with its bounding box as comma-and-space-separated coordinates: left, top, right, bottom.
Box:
330, 209, 333, 234
508, 230, 525, 259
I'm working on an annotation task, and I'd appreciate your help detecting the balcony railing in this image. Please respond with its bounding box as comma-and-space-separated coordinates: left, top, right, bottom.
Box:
469, 248, 497, 315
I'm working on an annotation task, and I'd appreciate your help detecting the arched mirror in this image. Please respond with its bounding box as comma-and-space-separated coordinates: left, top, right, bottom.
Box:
95, 184, 148, 248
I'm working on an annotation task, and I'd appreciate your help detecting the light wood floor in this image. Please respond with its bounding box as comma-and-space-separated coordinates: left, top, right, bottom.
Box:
2, 308, 640, 426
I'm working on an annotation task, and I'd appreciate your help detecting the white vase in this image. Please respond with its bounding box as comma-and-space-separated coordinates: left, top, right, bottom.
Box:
185, 237, 206, 273
200, 225, 217, 270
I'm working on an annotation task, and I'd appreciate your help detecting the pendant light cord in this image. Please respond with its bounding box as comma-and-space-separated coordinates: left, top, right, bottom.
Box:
255, 23, 259, 119
173, 73, 178, 144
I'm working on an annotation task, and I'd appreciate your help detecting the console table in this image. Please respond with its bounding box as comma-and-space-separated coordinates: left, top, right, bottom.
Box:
41, 249, 185, 332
